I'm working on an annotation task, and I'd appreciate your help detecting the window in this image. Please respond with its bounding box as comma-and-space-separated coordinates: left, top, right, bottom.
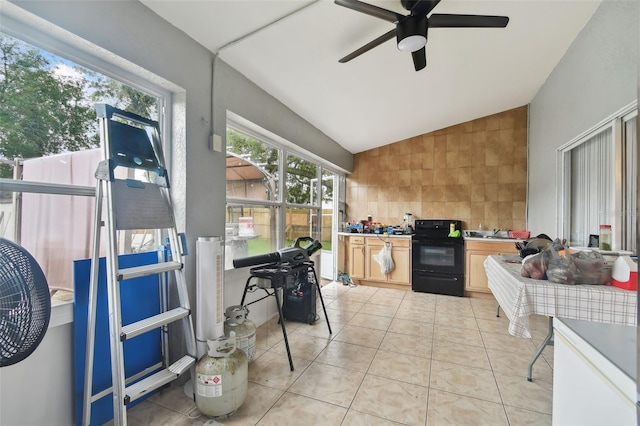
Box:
225, 113, 344, 272
558, 103, 637, 252
0, 31, 168, 302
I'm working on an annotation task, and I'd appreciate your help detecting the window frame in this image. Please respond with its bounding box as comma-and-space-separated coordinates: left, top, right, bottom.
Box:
225, 111, 345, 268
556, 101, 637, 250
0, 11, 174, 303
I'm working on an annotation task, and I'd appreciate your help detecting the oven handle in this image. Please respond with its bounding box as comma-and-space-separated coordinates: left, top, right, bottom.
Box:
412, 239, 463, 246
413, 271, 460, 281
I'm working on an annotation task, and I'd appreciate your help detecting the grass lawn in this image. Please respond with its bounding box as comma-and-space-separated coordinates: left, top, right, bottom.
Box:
248, 238, 332, 256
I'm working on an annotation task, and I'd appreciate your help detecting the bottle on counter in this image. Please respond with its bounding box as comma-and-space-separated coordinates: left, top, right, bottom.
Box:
599, 224, 612, 251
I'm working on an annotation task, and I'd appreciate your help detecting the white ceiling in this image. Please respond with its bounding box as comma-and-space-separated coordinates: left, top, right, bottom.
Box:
142, 0, 601, 154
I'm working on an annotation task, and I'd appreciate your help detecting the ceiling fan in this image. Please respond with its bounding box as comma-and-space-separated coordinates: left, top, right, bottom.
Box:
335, 0, 509, 71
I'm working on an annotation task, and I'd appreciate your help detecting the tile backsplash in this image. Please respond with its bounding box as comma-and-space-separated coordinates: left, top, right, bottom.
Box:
347, 105, 527, 231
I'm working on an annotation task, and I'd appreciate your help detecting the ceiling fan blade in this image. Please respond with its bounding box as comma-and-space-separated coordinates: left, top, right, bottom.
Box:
406, 0, 441, 17
334, 0, 403, 23
339, 28, 397, 63
411, 47, 427, 71
429, 14, 509, 28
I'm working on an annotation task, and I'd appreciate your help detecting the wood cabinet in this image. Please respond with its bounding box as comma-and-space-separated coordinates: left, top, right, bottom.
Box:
364, 237, 411, 286
346, 236, 365, 279
341, 234, 411, 288
465, 240, 518, 294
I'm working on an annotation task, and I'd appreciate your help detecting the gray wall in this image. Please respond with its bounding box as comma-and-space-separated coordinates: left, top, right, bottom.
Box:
528, 0, 639, 236
0, 1, 351, 425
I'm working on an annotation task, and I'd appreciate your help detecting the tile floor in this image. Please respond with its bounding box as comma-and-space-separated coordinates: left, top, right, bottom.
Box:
124, 282, 555, 425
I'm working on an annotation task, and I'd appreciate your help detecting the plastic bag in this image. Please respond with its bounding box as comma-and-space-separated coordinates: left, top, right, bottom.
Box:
373, 242, 395, 274
521, 252, 547, 280
571, 250, 605, 285
543, 244, 577, 285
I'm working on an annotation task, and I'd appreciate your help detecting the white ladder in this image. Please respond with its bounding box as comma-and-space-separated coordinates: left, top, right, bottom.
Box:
82, 104, 196, 426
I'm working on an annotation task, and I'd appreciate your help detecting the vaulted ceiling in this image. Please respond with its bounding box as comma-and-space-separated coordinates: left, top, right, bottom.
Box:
142, 0, 601, 153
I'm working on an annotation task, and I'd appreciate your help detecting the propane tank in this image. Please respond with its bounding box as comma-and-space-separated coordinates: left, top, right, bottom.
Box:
224, 305, 256, 362
195, 333, 248, 419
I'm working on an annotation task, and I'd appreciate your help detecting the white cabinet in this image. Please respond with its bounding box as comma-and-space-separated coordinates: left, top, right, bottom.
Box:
553, 318, 636, 426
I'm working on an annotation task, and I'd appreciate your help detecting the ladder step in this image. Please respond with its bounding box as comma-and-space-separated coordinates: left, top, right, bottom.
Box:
121, 307, 190, 341
118, 261, 182, 281
124, 355, 195, 405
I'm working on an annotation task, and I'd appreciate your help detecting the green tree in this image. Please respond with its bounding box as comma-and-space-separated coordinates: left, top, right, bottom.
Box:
226, 129, 332, 204
0, 33, 158, 179
0, 35, 97, 176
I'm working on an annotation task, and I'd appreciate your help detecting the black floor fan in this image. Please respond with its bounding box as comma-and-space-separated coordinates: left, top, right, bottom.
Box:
0, 238, 51, 367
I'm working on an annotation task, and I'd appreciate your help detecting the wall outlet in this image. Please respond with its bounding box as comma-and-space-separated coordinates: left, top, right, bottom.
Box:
211, 134, 222, 152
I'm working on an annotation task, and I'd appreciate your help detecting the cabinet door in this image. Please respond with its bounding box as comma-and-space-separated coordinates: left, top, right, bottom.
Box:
387, 247, 410, 285
365, 243, 387, 281
466, 250, 493, 292
349, 242, 365, 279
465, 241, 519, 293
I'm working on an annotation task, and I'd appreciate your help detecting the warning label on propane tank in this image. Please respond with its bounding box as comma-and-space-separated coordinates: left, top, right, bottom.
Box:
197, 373, 223, 397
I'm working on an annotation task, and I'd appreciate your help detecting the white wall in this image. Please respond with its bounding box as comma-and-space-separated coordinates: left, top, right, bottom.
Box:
0, 1, 351, 424
528, 0, 639, 236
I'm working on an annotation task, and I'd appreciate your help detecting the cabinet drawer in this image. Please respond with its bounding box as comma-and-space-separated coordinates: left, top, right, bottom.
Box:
350, 236, 365, 244
366, 237, 411, 248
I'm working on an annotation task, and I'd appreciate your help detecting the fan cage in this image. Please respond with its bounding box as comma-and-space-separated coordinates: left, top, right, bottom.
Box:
0, 238, 51, 367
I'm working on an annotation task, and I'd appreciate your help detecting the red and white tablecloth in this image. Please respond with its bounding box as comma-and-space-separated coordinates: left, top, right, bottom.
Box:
484, 255, 637, 338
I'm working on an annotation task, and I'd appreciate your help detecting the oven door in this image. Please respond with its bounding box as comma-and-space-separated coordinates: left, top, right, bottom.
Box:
411, 238, 464, 275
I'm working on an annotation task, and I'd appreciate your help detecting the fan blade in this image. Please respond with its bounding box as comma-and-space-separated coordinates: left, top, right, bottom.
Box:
411, 47, 427, 71
407, 0, 441, 17
429, 14, 509, 28
334, 0, 403, 23
339, 28, 397, 63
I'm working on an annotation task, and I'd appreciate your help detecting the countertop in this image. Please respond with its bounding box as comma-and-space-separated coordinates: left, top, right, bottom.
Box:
463, 236, 524, 242
556, 317, 636, 381
337, 232, 412, 238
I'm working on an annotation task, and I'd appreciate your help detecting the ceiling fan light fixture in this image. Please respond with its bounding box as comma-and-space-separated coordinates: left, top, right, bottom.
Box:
398, 34, 426, 52
396, 16, 427, 52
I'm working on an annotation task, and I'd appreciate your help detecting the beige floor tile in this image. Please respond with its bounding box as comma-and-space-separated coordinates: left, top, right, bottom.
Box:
367, 294, 404, 307
434, 313, 479, 330
339, 291, 373, 303
394, 305, 436, 323
342, 410, 403, 425
374, 287, 408, 298
388, 317, 435, 337
494, 372, 553, 414
315, 340, 377, 372
348, 284, 379, 295
254, 323, 285, 350
433, 324, 484, 347
326, 298, 365, 312
486, 348, 554, 382
268, 332, 331, 361
473, 304, 503, 320
379, 331, 433, 358
351, 374, 428, 426
290, 319, 337, 340
116, 401, 186, 426
368, 349, 431, 386
504, 405, 553, 426
288, 362, 365, 407
320, 308, 357, 326
215, 382, 283, 425
426, 389, 509, 426
435, 304, 476, 318
247, 350, 311, 390
399, 297, 437, 312
429, 360, 502, 403
333, 324, 386, 348
348, 312, 393, 331
481, 330, 539, 355
256, 392, 347, 425
431, 339, 491, 370
148, 383, 197, 415
359, 302, 399, 317
476, 316, 511, 334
